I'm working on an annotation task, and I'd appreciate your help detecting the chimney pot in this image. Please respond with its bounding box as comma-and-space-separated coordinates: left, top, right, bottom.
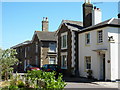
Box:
94, 6, 97, 9
118, 13, 120, 18
42, 17, 49, 32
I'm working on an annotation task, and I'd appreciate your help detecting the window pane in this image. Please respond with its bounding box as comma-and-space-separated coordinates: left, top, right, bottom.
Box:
61, 55, 67, 69
86, 33, 90, 44
50, 57, 56, 64
61, 35, 67, 48
98, 30, 103, 43
86, 57, 91, 69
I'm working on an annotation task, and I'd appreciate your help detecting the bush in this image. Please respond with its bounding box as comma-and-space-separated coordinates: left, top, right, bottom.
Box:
26, 70, 67, 89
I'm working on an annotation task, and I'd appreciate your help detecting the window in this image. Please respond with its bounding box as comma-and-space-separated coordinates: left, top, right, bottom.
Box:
85, 33, 90, 45
49, 57, 56, 64
28, 46, 30, 51
35, 56, 38, 66
25, 48, 26, 58
27, 60, 30, 65
61, 32, 67, 49
61, 55, 67, 69
49, 43, 56, 52
35, 42, 38, 53
97, 30, 103, 43
85, 57, 91, 70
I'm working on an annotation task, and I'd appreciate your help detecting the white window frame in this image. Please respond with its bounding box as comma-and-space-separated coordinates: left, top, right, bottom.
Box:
61, 32, 67, 49
49, 57, 56, 64
24, 60, 27, 71
97, 30, 103, 43
85, 33, 90, 45
61, 52, 67, 69
35, 42, 38, 53
85, 56, 91, 70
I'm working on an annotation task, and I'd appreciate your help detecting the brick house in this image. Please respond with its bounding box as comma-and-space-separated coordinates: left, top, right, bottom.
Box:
56, 20, 83, 76
12, 17, 57, 72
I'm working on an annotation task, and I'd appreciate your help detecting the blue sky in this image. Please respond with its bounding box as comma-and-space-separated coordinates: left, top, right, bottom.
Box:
1, 2, 119, 49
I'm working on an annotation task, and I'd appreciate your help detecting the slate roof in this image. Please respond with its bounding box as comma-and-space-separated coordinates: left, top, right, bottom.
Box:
11, 40, 31, 48
61, 20, 83, 31
35, 31, 56, 41
80, 18, 120, 33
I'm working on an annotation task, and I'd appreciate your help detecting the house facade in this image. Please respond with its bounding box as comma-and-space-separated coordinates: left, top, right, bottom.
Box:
57, 20, 83, 76
78, 18, 120, 81
57, 1, 119, 81
12, 17, 57, 72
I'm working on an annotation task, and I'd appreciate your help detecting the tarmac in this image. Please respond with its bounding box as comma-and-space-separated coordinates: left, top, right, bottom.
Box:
63, 76, 119, 88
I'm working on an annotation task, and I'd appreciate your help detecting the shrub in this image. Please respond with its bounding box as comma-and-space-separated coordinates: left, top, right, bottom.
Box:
26, 70, 66, 89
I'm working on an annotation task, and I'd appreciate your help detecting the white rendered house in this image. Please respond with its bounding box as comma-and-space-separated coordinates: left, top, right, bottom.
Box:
78, 18, 120, 81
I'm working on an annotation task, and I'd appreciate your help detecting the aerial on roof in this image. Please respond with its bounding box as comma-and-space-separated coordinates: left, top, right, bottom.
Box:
35, 31, 57, 41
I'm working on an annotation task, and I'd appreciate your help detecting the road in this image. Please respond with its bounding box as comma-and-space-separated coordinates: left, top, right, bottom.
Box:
63, 77, 118, 89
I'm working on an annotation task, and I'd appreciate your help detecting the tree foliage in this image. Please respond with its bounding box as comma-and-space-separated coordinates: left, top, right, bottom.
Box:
0, 49, 19, 80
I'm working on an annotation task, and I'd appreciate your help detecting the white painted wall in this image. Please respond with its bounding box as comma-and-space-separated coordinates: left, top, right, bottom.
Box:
107, 27, 119, 81
78, 26, 119, 81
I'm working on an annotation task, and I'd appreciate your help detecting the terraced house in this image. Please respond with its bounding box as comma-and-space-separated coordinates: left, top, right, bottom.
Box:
12, 17, 57, 72
57, 1, 120, 81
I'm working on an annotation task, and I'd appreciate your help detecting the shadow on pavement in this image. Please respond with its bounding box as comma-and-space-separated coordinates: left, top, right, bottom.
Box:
63, 76, 101, 84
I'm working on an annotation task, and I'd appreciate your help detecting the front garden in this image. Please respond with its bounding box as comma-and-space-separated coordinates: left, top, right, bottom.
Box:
1, 70, 66, 89
0, 48, 66, 89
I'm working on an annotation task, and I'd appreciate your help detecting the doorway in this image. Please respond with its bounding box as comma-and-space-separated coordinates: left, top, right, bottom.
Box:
100, 54, 105, 80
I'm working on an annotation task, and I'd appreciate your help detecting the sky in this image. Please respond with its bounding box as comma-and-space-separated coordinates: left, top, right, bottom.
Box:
1, 1, 119, 49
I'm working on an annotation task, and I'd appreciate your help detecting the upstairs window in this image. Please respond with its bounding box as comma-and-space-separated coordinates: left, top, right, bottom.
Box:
97, 30, 103, 43
85, 33, 90, 45
25, 47, 26, 58
49, 43, 56, 52
35, 42, 38, 53
61, 32, 67, 49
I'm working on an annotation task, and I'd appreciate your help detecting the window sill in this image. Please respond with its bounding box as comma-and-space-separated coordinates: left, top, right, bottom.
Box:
61, 47, 67, 50
61, 67, 67, 69
96, 43, 103, 45
85, 44, 90, 47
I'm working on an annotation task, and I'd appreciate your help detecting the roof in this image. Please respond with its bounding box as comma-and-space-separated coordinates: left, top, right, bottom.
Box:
79, 18, 120, 33
35, 31, 57, 41
62, 20, 83, 31
11, 40, 31, 49
57, 20, 83, 32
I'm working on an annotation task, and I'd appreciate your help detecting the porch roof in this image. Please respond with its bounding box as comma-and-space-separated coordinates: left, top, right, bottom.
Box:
92, 49, 108, 52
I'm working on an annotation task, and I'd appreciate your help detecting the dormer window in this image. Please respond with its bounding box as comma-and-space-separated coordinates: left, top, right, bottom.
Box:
61, 32, 67, 49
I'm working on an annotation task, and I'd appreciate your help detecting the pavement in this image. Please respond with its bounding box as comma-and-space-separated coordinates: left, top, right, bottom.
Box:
63, 76, 119, 89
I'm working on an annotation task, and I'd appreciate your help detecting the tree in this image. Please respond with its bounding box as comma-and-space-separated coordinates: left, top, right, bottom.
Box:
0, 49, 19, 80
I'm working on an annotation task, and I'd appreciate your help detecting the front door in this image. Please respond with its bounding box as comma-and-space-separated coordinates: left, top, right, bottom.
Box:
100, 54, 105, 80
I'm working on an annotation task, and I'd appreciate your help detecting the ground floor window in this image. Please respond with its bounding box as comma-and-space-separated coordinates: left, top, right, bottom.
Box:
49, 57, 56, 64
61, 55, 67, 69
35, 56, 38, 66
85, 56, 91, 70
